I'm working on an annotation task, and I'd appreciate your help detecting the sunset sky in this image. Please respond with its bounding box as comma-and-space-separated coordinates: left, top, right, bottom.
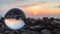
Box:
0, 0, 60, 18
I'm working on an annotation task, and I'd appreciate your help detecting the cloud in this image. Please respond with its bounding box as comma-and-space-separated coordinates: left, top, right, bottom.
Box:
58, 6, 60, 8
0, 0, 60, 6
0, 0, 46, 7
55, 5, 60, 8
0, 0, 60, 7
57, 5, 60, 8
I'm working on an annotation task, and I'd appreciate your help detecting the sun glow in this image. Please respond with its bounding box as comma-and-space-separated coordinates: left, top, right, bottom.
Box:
22, 5, 41, 16
22, 4, 60, 16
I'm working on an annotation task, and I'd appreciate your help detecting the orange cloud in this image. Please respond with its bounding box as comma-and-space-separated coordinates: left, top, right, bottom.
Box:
22, 4, 60, 16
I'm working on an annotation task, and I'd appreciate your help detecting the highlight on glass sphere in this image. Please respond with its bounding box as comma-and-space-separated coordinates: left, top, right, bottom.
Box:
4, 8, 25, 30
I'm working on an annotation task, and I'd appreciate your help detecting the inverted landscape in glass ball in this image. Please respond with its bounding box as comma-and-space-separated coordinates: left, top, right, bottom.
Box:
4, 8, 25, 30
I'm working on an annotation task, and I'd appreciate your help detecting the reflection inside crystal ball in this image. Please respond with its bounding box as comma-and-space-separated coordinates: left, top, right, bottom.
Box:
4, 19, 25, 30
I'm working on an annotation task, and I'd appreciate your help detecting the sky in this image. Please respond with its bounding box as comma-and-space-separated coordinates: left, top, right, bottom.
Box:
0, 0, 60, 18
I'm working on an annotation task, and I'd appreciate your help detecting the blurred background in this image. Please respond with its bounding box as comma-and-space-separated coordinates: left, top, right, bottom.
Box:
0, 0, 60, 19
